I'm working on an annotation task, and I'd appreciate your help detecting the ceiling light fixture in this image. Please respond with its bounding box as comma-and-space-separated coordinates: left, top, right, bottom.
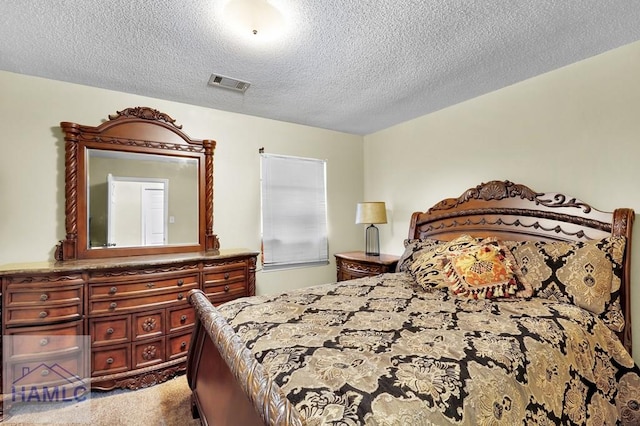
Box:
223, 0, 285, 40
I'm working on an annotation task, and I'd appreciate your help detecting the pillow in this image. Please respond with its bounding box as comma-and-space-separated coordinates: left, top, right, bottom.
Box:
408, 235, 483, 289
396, 238, 443, 272
443, 243, 532, 299
505, 237, 626, 332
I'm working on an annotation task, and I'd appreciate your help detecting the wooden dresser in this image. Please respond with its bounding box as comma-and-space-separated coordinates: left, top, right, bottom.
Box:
0, 108, 252, 418
0, 249, 258, 410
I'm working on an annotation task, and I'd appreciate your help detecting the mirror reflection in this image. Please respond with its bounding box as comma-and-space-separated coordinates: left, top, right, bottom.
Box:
88, 150, 199, 249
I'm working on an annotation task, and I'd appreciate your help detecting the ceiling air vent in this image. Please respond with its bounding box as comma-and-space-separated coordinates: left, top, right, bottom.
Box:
207, 74, 251, 93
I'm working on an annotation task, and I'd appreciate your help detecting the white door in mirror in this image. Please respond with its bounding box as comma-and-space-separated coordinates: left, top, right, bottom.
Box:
143, 186, 166, 246
107, 174, 168, 247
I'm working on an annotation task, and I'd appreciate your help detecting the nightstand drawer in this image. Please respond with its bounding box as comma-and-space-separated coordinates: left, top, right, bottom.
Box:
335, 252, 400, 282
340, 259, 386, 275
339, 269, 373, 281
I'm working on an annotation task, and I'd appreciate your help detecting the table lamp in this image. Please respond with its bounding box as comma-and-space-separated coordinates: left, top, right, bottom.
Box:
355, 202, 387, 256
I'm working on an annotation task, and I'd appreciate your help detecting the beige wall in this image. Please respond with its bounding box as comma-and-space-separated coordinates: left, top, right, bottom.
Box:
364, 40, 640, 363
3, 39, 640, 364
0, 70, 364, 294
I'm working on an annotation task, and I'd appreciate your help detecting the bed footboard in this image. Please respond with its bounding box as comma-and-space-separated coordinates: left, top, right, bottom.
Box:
186, 289, 303, 426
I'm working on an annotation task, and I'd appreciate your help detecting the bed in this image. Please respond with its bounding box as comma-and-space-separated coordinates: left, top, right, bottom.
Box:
186, 180, 640, 425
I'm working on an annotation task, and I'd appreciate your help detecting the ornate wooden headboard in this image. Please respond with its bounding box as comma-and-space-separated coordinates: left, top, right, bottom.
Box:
409, 180, 635, 354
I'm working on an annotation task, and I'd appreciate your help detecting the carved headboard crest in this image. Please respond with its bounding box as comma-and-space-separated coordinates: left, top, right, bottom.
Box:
428, 180, 592, 214
108, 106, 183, 129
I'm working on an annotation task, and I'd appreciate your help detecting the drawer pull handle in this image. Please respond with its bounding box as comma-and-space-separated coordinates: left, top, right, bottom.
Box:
177, 293, 184, 300
224, 285, 230, 292
106, 327, 114, 335
109, 302, 117, 309
40, 338, 49, 346
180, 315, 187, 322
40, 293, 49, 301
180, 341, 187, 349
224, 273, 230, 280
106, 357, 114, 364
177, 279, 184, 286
41, 369, 50, 376
109, 286, 117, 294
146, 282, 155, 288
39, 311, 48, 318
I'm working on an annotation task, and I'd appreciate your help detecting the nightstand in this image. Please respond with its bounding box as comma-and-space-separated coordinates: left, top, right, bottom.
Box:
334, 251, 400, 282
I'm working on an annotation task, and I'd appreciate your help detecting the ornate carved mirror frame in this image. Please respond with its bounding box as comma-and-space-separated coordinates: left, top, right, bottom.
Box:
55, 107, 220, 261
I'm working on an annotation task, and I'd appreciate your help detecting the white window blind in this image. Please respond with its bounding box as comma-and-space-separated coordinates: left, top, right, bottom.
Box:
261, 154, 328, 270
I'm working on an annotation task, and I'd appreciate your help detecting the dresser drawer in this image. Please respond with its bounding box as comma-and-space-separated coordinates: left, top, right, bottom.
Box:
133, 337, 165, 369
203, 265, 246, 286
167, 330, 191, 360
8, 353, 85, 389
92, 344, 131, 376
89, 285, 197, 315
90, 315, 130, 346
5, 321, 84, 359
133, 309, 164, 340
6, 285, 83, 306
168, 305, 195, 332
89, 273, 198, 298
5, 303, 83, 327
205, 280, 247, 304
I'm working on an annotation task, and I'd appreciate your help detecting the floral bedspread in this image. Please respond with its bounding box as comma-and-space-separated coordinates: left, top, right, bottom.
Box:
217, 273, 640, 425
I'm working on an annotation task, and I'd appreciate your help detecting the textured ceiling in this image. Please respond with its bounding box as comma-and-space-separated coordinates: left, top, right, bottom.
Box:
2, 1, 640, 135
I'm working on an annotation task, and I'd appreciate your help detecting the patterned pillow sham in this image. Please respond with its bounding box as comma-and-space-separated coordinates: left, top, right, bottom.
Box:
444, 242, 533, 299
504, 237, 626, 332
395, 238, 443, 272
408, 234, 482, 289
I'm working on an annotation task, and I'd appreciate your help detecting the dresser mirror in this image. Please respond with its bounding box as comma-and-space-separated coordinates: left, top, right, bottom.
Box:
88, 149, 199, 249
56, 107, 220, 261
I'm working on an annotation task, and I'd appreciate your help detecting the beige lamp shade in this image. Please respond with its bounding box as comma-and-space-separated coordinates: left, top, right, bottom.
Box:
355, 202, 387, 224
356, 202, 387, 256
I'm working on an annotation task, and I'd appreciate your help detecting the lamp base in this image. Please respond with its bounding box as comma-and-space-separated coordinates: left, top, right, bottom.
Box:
364, 224, 380, 256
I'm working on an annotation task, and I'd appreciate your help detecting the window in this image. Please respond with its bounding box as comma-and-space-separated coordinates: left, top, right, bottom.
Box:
261, 154, 328, 270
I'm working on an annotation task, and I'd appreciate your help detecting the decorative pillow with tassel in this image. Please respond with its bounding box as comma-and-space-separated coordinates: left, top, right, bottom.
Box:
408, 234, 483, 289
444, 243, 530, 299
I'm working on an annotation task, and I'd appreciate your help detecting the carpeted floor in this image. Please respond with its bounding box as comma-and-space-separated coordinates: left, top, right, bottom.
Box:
3, 374, 201, 425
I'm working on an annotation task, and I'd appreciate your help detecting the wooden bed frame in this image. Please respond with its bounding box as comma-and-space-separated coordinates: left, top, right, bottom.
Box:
186, 180, 635, 426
